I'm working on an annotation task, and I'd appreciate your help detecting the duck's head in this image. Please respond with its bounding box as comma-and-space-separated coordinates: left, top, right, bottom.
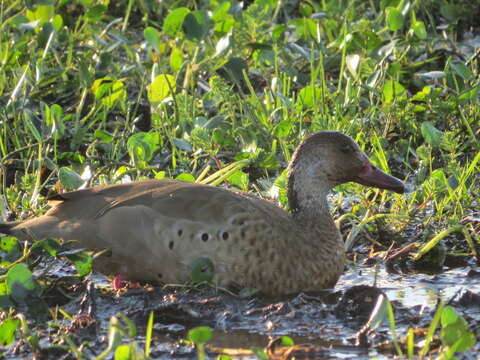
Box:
287, 131, 405, 212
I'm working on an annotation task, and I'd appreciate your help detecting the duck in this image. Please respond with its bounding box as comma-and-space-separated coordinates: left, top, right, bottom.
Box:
0, 131, 405, 295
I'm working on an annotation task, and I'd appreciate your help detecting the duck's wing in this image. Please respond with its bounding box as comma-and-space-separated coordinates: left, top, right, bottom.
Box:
6, 179, 291, 287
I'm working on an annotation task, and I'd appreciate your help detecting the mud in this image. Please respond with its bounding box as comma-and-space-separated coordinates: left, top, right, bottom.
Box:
6, 257, 480, 359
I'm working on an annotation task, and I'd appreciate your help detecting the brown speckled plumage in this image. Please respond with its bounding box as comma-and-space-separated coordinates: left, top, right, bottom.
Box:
0, 131, 404, 294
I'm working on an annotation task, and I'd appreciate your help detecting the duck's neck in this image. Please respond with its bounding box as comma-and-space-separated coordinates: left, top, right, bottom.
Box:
287, 168, 331, 223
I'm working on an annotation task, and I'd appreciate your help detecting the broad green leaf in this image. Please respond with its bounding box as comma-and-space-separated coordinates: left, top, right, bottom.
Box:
218, 57, 247, 83
92, 78, 126, 108
148, 74, 176, 103
279, 336, 295, 346
114, 345, 131, 360
441, 317, 475, 351
421, 122, 444, 148
440, 3, 462, 22
51, 14, 63, 31
94, 129, 114, 143
274, 119, 293, 138
189, 257, 214, 284
412, 20, 427, 39
458, 86, 479, 105
386, 7, 404, 31
382, 79, 406, 103
163, 8, 190, 36
127, 132, 162, 165
298, 85, 322, 108
183, 11, 209, 41
172, 137, 192, 152
251, 347, 268, 360
144, 26, 160, 51
0, 237, 21, 264
0, 318, 19, 346
169, 47, 183, 72
451, 62, 473, 81
33, 238, 61, 257
58, 167, 84, 190
226, 170, 249, 190
6, 263, 38, 302
26, 4, 54, 26
66, 252, 92, 276
441, 306, 459, 327
188, 326, 212, 344
85, 5, 106, 21
212, 1, 230, 22
176, 173, 195, 182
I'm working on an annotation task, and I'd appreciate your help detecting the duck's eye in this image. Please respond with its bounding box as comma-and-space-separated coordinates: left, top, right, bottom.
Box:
339, 144, 353, 153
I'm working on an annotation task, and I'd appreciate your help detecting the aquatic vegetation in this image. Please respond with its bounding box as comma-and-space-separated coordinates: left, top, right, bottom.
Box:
0, 0, 478, 358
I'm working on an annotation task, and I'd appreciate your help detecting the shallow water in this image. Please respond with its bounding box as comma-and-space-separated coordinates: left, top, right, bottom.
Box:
6, 260, 480, 359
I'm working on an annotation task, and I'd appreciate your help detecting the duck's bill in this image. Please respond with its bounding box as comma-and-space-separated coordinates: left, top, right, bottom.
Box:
353, 162, 405, 194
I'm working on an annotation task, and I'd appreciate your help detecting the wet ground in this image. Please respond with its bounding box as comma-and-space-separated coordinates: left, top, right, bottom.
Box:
7, 254, 480, 359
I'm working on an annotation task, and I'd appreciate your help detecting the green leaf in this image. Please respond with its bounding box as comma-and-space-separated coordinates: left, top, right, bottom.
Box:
421, 122, 444, 148
144, 26, 160, 51
58, 167, 84, 190
382, 79, 406, 103
188, 326, 212, 344
94, 129, 114, 143
386, 7, 404, 31
148, 74, 176, 103
51, 14, 63, 31
458, 86, 479, 105
441, 306, 459, 327
163, 7, 190, 36
26, 4, 54, 26
169, 47, 183, 72
189, 257, 215, 284
251, 347, 268, 360
440, 3, 462, 22
175, 173, 195, 182
114, 344, 131, 360
212, 1, 230, 22
298, 85, 322, 108
6, 263, 38, 302
85, 4, 106, 21
127, 132, 162, 166
441, 316, 475, 351
65, 252, 92, 276
218, 57, 247, 83
0, 318, 20, 346
451, 62, 473, 81
279, 336, 295, 346
226, 170, 249, 190
412, 20, 427, 39
172, 138, 192, 152
0, 237, 22, 264
92, 78, 126, 108
183, 11, 209, 41
33, 238, 61, 256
